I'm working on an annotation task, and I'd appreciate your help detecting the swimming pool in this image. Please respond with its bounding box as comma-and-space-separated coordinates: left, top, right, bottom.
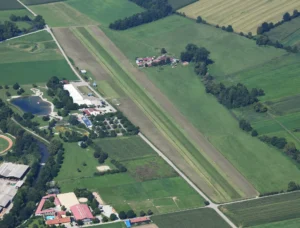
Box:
45, 215, 55, 220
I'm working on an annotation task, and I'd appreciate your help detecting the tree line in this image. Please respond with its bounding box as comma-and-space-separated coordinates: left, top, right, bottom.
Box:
0, 15, 45, 41
109, 0, 172, 30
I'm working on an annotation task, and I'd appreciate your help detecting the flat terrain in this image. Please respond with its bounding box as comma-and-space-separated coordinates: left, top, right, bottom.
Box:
0, 9, 33, 29
251, 218, 300, 228
220, 192, 300, 227
0, 137, 10, 153
67, 25, 252, 202
57, 137, 205, 214
152, 208, 231, 228
168, 0, 197, 10
91, 223, 126, 228
67, 0, 144, 27
267, 17, 300, 48
21, 0, 64, 5
0, 0, 23, 10
179, 0, 300, 34
100, 15, 300, 195
0, 30, 76, 84
30, 2, 97, 27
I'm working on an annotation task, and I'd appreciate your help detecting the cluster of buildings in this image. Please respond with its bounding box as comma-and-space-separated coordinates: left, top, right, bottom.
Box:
35, 192, 94, 226
0, 163, 29, 216
136, 55, 178, 67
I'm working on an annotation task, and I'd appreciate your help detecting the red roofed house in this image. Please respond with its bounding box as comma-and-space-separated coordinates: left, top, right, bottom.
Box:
70, 204, 94, 223
130, 217, 151, 225
46, 214, 71, 226
35, 194, 61, 216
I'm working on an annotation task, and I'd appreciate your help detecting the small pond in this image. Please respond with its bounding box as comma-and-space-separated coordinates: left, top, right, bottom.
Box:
11, 96, 51, 116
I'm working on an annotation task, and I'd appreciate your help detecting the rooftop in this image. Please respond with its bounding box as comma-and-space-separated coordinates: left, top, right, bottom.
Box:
46, 216, 71, 225
130, 217, 151, 223
70, 204, 94, 221
0, 163, 29, 179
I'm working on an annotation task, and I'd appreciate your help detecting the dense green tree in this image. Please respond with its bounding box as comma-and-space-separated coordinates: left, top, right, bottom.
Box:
110, 214, 117, 221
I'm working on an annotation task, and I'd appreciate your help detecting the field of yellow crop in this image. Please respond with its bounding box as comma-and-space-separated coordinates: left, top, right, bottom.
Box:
179, 0, 300, 34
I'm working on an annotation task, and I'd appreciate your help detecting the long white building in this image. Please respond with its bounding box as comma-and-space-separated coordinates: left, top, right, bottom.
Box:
63, 84, 93, 106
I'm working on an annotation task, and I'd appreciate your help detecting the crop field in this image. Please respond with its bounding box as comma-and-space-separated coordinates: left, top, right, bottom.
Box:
30, 2, 97, 27
101, 15, 300, 195
0, 0, 23, 10
57, 136, 205, 214
67, 0, 144, 26
251, 218, 300, 228
220, 192, 300, 227
179, 0, 300, 34
0, 30, 76, 84
267, 17, 300, 48
22, 0, 65, 5
166, 0, 197, 10
71, 26, 245, 203
152, 208, 230, 228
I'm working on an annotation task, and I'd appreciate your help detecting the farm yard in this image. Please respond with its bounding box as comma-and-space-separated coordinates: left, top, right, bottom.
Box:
100, 15, 300, 197
178, 0, 300, 34
220, 191, 300, 227
56, 136, 205, 214
0, 30, 76, 84
151, 208, 231, 228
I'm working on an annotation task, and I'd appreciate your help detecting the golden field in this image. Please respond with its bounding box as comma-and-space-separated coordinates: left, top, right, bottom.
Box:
179, 0, 300, 34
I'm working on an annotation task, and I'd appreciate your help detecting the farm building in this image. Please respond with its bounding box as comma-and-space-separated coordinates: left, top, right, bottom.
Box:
35, 194, 61, 216
125, 217, 151, 227
63, 84, 93, 106
45, 211, 71, 226
0, 163, 29, 179
82, 108, 102, 116
57, 192, 79, 210
70, 204, 94, 223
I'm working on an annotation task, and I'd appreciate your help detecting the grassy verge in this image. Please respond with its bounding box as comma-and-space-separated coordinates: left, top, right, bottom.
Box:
71, 26, 241, 202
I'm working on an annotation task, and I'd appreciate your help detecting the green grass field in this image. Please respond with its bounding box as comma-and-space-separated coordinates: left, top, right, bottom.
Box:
251, 218, 300, 228
67, 0, 144, 27
267, 17, 300, 48
97, 80, 119, 99
72, 26, 242, 202
220, 192, 300, 227
152, 208, 231, 228
0, 9, 33, 29
0, 137, 9, 152
168, 0, 197, 10
91, 223, 126, 228
22, 0, 64, 5
0, 30, 76, 84
0, 0, 23, 10
101, 16, 300, 196
57, 136, 205, 214
94, 136, 155, 161
30, 2, 97, 27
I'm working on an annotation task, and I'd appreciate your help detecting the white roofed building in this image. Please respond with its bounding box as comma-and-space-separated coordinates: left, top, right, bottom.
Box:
0, 163, 29, 179
63, 84, 93, 106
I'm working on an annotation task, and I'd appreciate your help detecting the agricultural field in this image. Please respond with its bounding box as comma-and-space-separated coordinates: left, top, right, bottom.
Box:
220, 192, 300, 227
101, 15, 300, 195
21, 0, 64, 5
0, 30, 76, 84
0, 0, 23, 10
178, 0, 300, 34
168, 0, 197, 10
57, 136, 205, 214
251, 218, 300, 228
29, 2, 97, 27
152, 208, 231, 228
67, 0, 144, 27
267, 17, 300, 48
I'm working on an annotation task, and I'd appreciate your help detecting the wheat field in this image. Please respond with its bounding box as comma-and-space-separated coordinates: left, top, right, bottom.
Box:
179, 0, 300, 34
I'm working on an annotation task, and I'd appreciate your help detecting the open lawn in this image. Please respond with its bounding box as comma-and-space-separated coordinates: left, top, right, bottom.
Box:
152, 208, 231, 228
67, 0, 144, 27
0, 0, 23, 10
251, 218, 300, 228
0, 137, 9, 152
267, 17, 300, 48
30, 2, 97, 27
91, 223, 126, 228
94, 136, 155, 161
101, 16, 300, 195
57, 136, 204, 214
220, 192, 300, 227
0, 9, 33, 29
0, 30, 76, 84
179, 0, 300, 34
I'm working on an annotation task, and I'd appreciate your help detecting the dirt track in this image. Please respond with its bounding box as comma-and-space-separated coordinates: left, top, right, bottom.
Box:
0, 135, 13, 154
88, 26, 258, 199
53, 27, 257, 201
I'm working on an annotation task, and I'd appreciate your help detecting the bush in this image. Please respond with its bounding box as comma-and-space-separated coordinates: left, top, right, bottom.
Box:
92, 218, 100, 224
42, 116, 50, 121
119, 211, 127, 219
239, 119, 252, 132
110, 214, 118, 221
204, 200, 210, 206
127, 210, 136, 218
94, 151, 101, 158
251, 130, 258, 137
102, 216, 109, 223
147, 209, 153, 215
140, 210, 146, 216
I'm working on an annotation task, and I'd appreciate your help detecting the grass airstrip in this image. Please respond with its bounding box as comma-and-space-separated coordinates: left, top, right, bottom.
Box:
100, 15, 300, 195
178, 0, 300, 34
56, 137, 205, 214
0, 30, 76, 84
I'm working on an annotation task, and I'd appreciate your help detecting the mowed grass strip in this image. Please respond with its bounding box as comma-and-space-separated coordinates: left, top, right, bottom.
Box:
220, 192, 300, 227
179, 0, 300, 34
72, 26, 241, 202
30, 2, 97, 27
152, 208, 231, 228
0, 0, 23, 10
67, 0, 144, 27
102, 15, 300, 196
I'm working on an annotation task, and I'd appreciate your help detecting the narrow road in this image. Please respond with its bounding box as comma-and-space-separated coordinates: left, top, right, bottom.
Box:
21, 3, 238, 227
11, 118, 50, 145
0, 29, 45, 43
17, 0, 37, 16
